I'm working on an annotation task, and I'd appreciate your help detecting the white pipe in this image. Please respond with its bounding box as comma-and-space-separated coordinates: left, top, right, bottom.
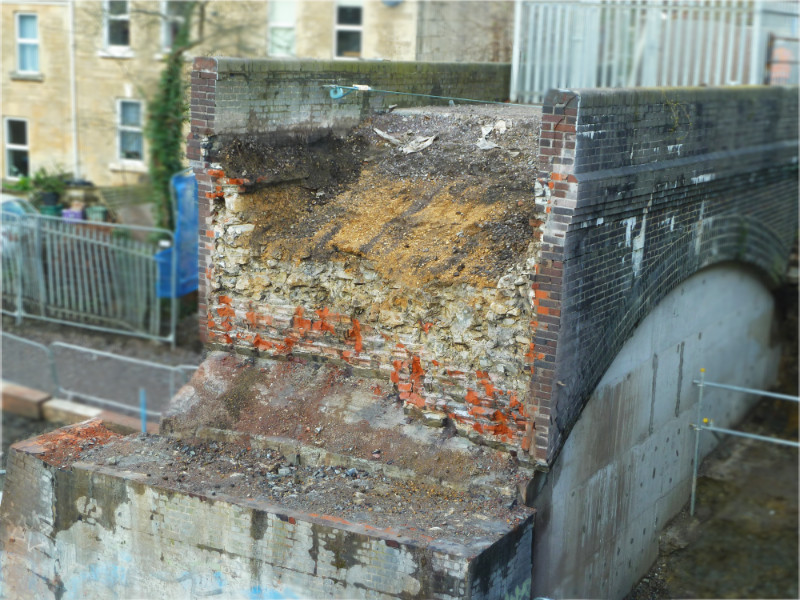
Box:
510, 0, 523, 102
68, 0, 80, 179
749, 0, 763, 84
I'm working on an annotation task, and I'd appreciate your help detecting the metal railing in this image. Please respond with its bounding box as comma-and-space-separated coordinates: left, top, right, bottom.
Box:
1, 213, 178, 344
689, 368, 799, 516
511, 0, 797, 103
0, 332, 197, 419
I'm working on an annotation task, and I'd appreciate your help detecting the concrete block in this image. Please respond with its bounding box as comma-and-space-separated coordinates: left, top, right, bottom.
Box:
1, 381, 51, 419
42, 399, 103, 425
98, 410, 159, 435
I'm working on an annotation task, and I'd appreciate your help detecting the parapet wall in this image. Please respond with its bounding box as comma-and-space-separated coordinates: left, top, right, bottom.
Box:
191, 57, 511, 137
534, 85, 798, 464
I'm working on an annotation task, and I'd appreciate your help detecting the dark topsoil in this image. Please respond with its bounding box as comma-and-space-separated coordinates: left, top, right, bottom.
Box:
214, 106, 544, 288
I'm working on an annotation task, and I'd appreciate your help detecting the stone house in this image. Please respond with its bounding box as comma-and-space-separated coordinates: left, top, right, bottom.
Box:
1, 0, 513, 189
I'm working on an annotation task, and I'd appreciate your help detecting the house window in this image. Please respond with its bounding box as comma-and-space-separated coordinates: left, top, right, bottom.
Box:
268, 0, 296, 57
118, 100, 143, 161
335, 0, 362, 58
16, 14, 39, 73
105, 0, 130, 48
4, 118, 29, 179
162, 1, 192, 51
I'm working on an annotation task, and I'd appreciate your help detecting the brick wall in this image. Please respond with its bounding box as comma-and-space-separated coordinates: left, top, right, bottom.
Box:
533, 86, 798, 464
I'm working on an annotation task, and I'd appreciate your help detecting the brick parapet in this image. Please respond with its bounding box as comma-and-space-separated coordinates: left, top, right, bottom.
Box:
536, 85, 799, 466
190, 57, 219, 343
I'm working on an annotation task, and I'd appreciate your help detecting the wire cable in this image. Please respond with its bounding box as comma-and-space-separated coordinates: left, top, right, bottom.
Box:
324, 84, 540, 106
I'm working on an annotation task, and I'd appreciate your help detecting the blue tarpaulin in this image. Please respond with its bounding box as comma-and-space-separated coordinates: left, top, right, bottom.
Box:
155, 170, 198, 298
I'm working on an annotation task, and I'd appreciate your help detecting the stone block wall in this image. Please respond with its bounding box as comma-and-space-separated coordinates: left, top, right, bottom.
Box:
532, 86, 798, 464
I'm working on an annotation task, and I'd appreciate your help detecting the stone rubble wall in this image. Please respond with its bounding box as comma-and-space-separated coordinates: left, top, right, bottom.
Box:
190, 57, 541, 452
206, 189, 541, 449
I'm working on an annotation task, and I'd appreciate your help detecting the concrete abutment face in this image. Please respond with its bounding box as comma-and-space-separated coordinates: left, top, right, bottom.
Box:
531, 265, 781, 598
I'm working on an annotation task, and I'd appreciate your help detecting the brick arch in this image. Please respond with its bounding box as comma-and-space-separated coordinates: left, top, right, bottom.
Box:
529, 86, 798, 467
552, 218, 792, 459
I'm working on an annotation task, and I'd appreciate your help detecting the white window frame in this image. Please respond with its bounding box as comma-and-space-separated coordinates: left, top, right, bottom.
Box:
15, 13, 40, 74
4, 118, 30, 180
101, 0, 133, 58
334, 0, 363, 60
161, 0, 189, 52
268, 0, 296, 57
116, 99, 144, 165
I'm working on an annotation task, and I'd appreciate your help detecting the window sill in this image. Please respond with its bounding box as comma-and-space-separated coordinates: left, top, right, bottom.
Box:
153, 51, 195, 62
109, 161, 147, 173
10, 72, 44, 82
98, 48, 135, 59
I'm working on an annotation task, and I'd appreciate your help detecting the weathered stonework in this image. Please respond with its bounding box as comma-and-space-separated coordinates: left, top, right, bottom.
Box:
191, 57, 798, 467
0, 420, 534, 599
198, 103, 546, 452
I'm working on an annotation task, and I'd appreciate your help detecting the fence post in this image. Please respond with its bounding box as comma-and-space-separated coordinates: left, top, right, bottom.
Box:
690, 367, 706, 517
139, 388, 147, 433
14, 218, 24, 324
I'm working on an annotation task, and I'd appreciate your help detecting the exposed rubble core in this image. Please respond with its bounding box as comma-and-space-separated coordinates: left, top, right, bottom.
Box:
204, 105, 545, 451
158, 351, 536, 541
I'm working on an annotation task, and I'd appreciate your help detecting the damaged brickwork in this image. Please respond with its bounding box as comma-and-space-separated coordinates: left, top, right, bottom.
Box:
192, 57, 546, 452
201, 108, 546, 452
190, 58, 798, 466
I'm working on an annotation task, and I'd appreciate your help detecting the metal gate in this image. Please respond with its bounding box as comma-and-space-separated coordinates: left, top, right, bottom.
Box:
1, 213, 176, 343
511, 0, 799, 104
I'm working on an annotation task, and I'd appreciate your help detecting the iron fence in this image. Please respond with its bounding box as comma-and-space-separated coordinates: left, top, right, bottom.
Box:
511, 0, 798, 103
1, 213, 178, 344
0, 332, 198, 419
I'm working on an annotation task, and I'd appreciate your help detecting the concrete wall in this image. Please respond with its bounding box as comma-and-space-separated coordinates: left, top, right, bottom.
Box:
0, 424, 533, 599
189, 57, 511, 138
530, 264, 781, 598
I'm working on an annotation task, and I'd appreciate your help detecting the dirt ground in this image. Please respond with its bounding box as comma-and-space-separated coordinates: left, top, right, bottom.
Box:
217, 106, 543, 288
